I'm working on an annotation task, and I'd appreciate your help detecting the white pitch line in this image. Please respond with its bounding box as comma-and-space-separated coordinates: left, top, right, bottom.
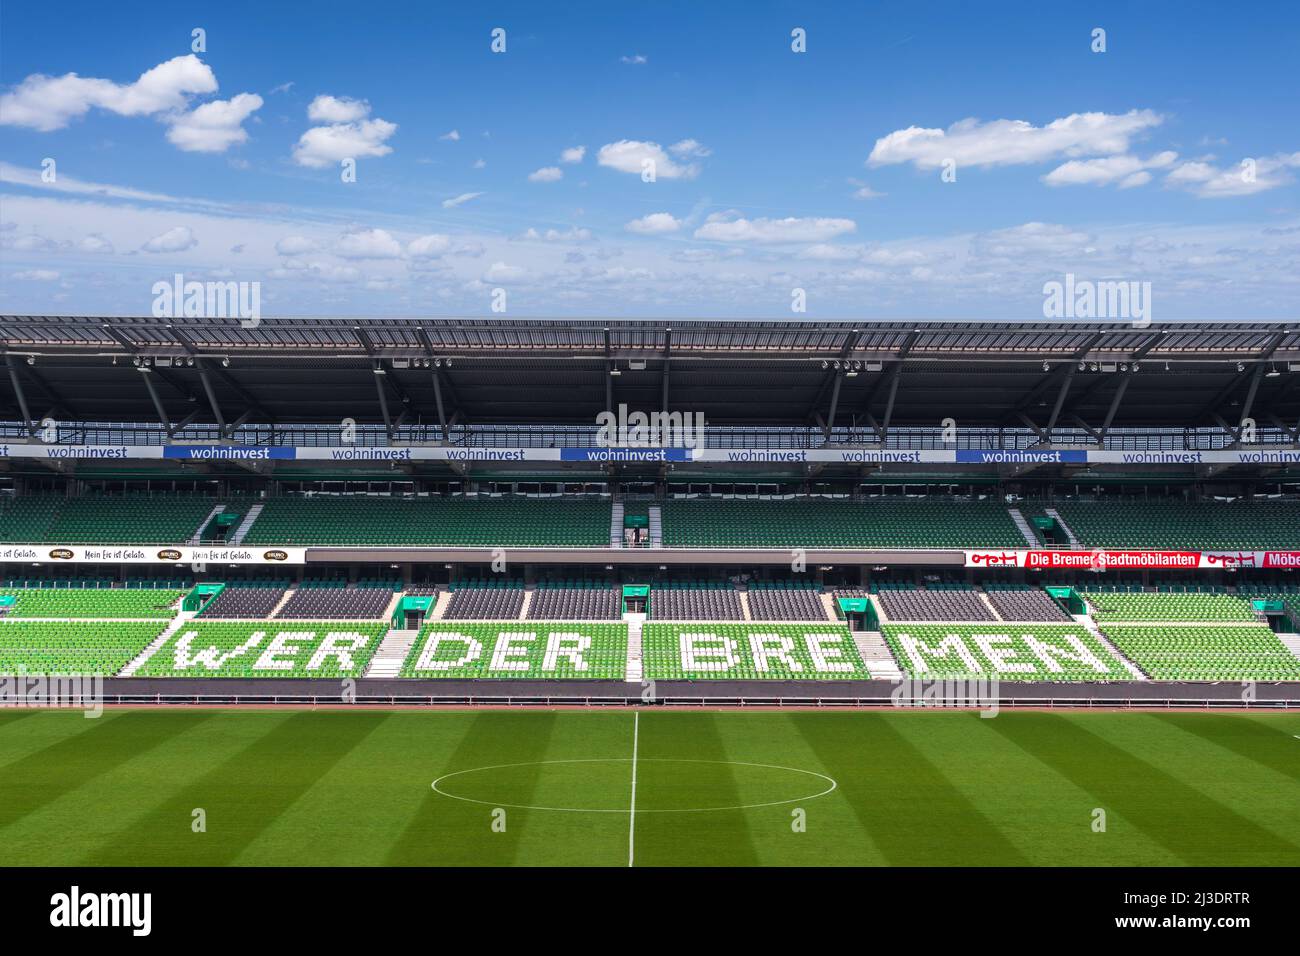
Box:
628, 710, 640, 867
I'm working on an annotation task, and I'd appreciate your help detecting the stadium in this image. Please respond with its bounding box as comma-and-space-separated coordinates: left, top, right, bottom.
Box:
1, 314, 1298, 868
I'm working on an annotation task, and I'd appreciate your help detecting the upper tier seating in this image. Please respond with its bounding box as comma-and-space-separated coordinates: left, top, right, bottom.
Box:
240, 495, 611, 547
0, 585, 185, 619
874, 584, 994, 622
746, 581, 829, 621
650, 582, 743, 620
443, 581, 526, 620
0, 620, 166, 675
0, 496, 61, 542
4, 494, 219, 544
198, 583, 288, 619
527, 582, 622, 620
1080, 590, 1257, 622
1048, 498, 1300, 549
400, 622, 628, 678
661, 496, 1024, 548
275, 581, 398, 619
1100, 624, 1300, 681
983, 584, 1071, 622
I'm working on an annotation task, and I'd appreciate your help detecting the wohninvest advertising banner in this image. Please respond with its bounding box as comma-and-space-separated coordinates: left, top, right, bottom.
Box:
3, 443, 1300, 465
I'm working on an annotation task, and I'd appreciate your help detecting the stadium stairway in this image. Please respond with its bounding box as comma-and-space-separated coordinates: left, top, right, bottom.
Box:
519, 589, 534, 620
118, 610, 197, 676
268, 588, 296, 618
1043, 507, 1082, 548
228, 503, 264, 545
610, 501, 624, 547
1073, 613, 1147, 679
819, 591, 839, 621
1278, 633, 1300, 663
853, 631, 904, 679
190, 504, 226, 544
738, 589, 753, 620
648, 505, 663, 548
430, 591, 452, 620
1007, 507, 1040, 547
625, 614, 645, 682
365, 629, 421, 678
977, 591, 1004, 620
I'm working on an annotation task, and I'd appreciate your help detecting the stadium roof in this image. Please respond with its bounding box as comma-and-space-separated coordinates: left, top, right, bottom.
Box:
2, 316, 1298, 431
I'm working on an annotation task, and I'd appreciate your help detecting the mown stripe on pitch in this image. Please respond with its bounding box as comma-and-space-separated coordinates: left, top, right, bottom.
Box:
1152, 714, 1300, 784
0, 710, 213, 831
385, 711, 560, 866
86, 711, 389, 866
985, 713, 1300, 865
631, 713, 761, 867
792, 712, 1030, 865
0, 709, 41, 733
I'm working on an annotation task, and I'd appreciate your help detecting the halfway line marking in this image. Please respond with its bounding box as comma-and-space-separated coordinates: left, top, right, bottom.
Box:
628, 710, 639, 867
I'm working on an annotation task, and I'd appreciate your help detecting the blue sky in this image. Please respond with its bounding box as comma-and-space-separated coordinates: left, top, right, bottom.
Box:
1, 0, 1298, 318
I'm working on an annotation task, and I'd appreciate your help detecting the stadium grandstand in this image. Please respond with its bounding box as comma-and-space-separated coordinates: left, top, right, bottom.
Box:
1, 315, 1299, 698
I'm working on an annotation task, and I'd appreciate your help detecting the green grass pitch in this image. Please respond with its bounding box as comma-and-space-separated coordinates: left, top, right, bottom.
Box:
1, 708, 1297, 866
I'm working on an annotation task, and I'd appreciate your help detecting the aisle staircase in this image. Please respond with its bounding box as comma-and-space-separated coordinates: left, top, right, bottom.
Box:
118, 610, 196, 676
1044, 508, 1082, 549
1073, 613, 1147, 679
647, 506, 663, 548
625, 614, 645, 682
229, 503, 264, 545
1277, 633, 1300, 664
1007, 508, 1039, 547
365, 628, 421, 678
610, 501, 624, 547
852, 630, 903, 680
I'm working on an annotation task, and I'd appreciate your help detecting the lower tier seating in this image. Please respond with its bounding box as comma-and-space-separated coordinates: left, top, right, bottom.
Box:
134, 621, 387, 677
875, 585, 994, 622
983, 584, 1071, 622
1100, 624, 1300, 681
650, 583, 743, 620
882, 623, 1131, 681
0, 621, 166, 675
1080, 590, 1256, 622
0, 586, 185, 619
641, 623, 867, 679
399, 622, 627, 678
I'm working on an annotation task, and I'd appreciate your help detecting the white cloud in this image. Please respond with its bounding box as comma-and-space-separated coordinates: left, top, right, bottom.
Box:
482, 261, 529, 283
293, 96, 396, 167
79, 233, 113, 254
472, 158, 486, 169
620, 55, 648, 65
1043, 150, 1178, 188
528, 166, 563, 183
306, 95, 370, 123
797, 243, 863, 261
335, 227, 403, 259
0, 161, 191, 204
0, 54, 217, 131
1165, 152, 1300, 198
597, 140, 702, 179
407, 234, 452, 258
560, 145, 586, 164
141, 225, 197, 253
970, 221, 1095, 260
11, 269, 60, 281
165, 92, 263, 153
275, 235, 320, 256
694, 213, 856, 244
625, 212, 681, 235
852, 185, 885, 200
668, 139, 711, 158
440, 129, 460, 141
442, 191, 484, 208
868, 110, 1164, 170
